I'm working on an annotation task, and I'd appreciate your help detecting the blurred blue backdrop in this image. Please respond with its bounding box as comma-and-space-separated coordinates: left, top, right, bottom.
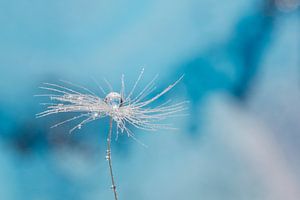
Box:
0, 0, 299, 199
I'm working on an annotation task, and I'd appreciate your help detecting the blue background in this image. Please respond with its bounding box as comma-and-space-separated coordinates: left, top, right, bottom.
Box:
0, 0, 299, 199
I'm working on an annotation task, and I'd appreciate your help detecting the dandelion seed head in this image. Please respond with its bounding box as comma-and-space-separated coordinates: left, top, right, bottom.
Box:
36, 70, 187, 139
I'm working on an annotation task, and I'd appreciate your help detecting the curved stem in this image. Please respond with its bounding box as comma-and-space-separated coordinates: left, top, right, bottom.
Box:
106, 117, 118, 200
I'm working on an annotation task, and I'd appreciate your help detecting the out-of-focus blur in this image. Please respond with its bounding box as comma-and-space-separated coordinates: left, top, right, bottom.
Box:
0, 0, 299, 199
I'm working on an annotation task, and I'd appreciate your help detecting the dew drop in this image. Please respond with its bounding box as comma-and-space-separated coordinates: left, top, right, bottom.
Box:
110, 185, 116, 189
78, 125, 82, 129
92, 112, 99, 119
105, 92, 123, 108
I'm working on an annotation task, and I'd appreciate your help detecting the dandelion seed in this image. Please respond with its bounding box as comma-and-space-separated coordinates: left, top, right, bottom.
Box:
36, 69, 187, 136
36, 69, 187, 200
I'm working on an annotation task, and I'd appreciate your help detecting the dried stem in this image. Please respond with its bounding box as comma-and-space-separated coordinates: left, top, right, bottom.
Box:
106, 117, 118, 200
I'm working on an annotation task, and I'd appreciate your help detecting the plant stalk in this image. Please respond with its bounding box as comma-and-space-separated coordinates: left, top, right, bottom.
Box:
106, 117, 118, 200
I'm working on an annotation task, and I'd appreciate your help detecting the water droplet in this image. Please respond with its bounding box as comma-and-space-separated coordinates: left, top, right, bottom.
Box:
92, 112, 99, 119
105, 92, 123, 108
105, 155, 109, 160
78, 125, 82, 129
110, 185, 116, 189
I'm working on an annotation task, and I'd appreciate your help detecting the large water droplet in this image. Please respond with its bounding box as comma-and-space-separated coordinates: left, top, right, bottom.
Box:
105, 92, 123, 108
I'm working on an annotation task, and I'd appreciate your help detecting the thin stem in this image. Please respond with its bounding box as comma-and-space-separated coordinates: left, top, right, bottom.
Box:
106, 117, 118, 200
